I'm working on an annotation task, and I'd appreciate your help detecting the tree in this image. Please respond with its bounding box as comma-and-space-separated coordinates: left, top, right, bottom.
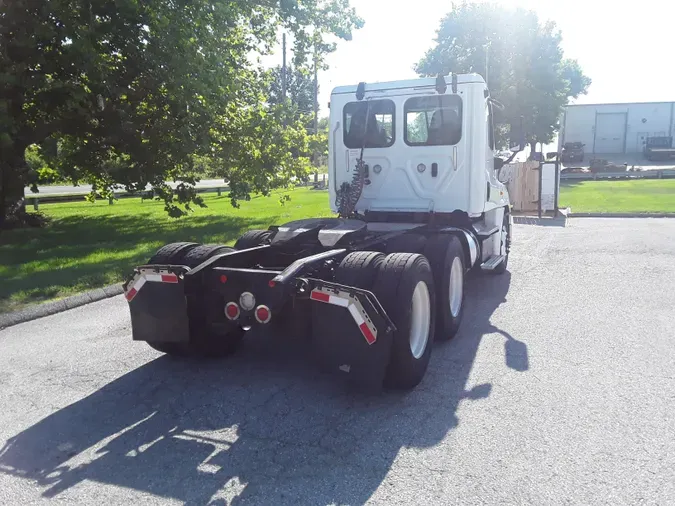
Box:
416, 2, 591, 151
268, 65, 315, 115
0, 0, 363, 227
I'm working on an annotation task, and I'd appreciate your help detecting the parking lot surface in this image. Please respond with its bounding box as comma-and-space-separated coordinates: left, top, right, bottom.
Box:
1, 219, 674, 505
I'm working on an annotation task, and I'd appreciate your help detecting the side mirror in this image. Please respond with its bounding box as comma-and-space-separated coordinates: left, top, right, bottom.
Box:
494, 157, 505, 171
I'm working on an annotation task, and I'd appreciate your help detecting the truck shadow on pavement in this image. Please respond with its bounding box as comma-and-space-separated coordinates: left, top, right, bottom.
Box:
0, 272, 526, 505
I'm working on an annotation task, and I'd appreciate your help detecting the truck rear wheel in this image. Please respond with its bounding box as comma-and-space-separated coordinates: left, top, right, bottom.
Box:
373, 253, 436, 389
148, 328, 246, 358
183, 244, 234, 268
235, 229, 273, 249
147, 341, 191, 356
493, 212, 510, 275
145, 243, 244, 358
335, 251, 385, 288
423, 235, 465, 341
148, 242, 198, 264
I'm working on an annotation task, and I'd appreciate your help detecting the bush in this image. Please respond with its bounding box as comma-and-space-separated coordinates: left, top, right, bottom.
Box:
25, 145, 64, 185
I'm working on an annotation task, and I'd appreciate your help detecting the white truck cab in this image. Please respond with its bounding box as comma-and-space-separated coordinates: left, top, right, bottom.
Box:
329, 73, 509, 217
329, 73, 511, 264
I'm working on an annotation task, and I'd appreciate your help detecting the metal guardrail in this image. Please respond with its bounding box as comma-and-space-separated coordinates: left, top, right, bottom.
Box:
24, 179, 328, 209
561, 169, 675, 180
24, 185, 231, 209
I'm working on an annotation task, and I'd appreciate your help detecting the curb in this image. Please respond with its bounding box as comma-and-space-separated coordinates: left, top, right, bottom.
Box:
513, 214, 567, 227
568, 213, 675, 218
0, 284, 124, 331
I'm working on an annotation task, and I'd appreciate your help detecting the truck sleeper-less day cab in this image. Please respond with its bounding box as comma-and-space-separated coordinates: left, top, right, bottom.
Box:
123, 73, 513, 390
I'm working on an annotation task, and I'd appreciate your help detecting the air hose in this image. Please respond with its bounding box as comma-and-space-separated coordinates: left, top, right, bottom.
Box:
336, 100, 371, 217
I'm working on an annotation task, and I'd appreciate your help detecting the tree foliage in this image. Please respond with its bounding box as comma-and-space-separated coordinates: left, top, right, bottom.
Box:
0, 0, 363, 225
268, 64, 315, 115
416, 2, 591, 148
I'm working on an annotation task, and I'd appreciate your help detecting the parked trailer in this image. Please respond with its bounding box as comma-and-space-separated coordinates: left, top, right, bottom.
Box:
124, 74, 519, 390
645, 136, 675, 161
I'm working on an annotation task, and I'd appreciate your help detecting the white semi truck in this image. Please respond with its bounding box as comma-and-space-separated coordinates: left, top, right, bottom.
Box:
123, 73, 519, 390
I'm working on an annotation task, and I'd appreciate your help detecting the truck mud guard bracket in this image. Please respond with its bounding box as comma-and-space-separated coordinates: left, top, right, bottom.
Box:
124, 265, 192, 343
308, 279, 396, 390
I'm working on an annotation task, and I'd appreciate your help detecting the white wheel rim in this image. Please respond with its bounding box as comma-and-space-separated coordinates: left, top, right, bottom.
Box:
409, 281, 431, 359
501, 224, 508, 256
449, 256, 463, 318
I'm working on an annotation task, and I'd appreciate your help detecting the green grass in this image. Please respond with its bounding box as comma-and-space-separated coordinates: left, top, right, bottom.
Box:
0, 188, 331, 313
559, 179, 675, 213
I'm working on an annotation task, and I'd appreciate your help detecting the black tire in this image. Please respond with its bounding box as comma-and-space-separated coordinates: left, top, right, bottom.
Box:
383, 233, 427, 254
149, 317, 246, 358
423, 235, 465, 341
146, 243, 243, 358
286, 252, 383, 341
493, 212, 511, 275
235, 229, 273, 250
373, 253, 436, 390
187, 326, 247, 358
335, 251, 386, 288
182, 244, 234, 268
148, 242, 199, 264
146, 341, 192, 356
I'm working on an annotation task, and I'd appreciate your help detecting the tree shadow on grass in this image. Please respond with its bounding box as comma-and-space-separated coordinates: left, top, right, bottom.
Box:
0, 214, 278, 309
0, 272, 527, 505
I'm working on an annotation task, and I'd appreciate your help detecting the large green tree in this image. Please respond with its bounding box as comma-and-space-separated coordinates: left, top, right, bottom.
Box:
268, 64, 315, 115
416, 2, 590, 151
0, 0, 362, 226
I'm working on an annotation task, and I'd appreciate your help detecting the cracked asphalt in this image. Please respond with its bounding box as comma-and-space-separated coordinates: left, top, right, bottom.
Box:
1, 218, 674, 505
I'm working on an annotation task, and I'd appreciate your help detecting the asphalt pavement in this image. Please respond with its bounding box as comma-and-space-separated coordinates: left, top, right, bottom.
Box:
1, 219, 674, 505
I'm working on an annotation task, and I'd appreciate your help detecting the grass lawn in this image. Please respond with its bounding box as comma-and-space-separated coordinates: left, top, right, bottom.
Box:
559, 179, 675, 213
0, 188, 332, 313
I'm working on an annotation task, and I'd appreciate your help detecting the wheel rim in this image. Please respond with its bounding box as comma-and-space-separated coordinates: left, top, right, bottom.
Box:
409, 281, 431, 359
449, 256, 463, 318
500, 223, 509, 256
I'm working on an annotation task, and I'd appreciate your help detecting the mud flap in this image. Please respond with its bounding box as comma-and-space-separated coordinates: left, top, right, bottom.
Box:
310, 282, 395, 391
125, 267, 190, 343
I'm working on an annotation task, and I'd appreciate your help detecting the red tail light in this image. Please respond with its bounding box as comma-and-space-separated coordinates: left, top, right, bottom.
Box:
225, 302, 240, 320
255, 305, 271, 324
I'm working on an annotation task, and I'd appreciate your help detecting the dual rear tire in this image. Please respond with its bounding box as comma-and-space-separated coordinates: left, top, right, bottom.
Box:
144, 241, 243, 358
335, 242, 465, 390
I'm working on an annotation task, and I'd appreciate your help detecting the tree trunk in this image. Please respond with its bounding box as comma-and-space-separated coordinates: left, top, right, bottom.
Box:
528, 141, 537, 160
0, 147, 30, 231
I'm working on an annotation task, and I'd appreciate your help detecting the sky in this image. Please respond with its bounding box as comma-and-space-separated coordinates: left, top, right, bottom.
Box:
266, 0, 675, 115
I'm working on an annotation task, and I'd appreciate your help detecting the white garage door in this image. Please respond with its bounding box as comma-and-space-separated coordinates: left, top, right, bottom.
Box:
594, 113, 626, 153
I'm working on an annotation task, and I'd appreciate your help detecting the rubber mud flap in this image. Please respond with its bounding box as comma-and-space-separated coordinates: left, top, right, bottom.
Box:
311, 289, 394, 392
129, 279, 190, 344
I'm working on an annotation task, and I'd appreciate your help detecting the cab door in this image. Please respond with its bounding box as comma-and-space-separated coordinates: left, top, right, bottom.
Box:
361, 94, 466, 213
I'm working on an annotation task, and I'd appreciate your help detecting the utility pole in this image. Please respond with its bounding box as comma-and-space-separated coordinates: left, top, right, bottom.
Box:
313, 45, 319, 136
313, 42, 319, 175
281, 33, 287, 101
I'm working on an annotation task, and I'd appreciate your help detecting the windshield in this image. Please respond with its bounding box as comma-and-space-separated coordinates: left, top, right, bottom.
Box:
343, 100, 395, 149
